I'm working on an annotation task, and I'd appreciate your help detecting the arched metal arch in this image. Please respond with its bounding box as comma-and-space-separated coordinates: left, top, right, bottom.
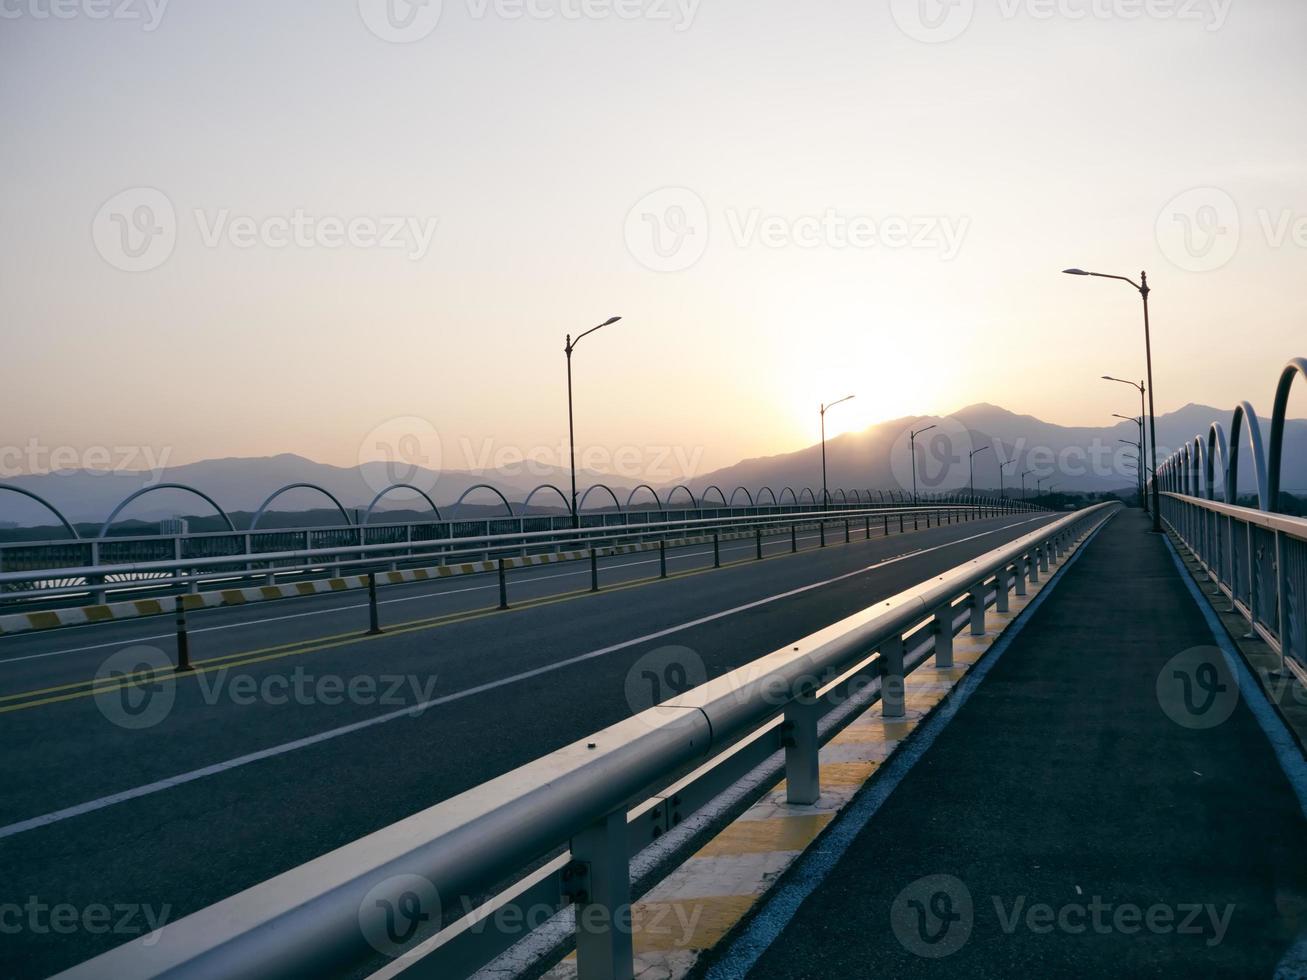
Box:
1228, 401, 1270, 511
728, 487, 754, 508
779, 487, 798, 506
453, 484, 515, 517
1268, 356, 1307, 513
522, 483, 571, 514
0, 485, 79, 538
578, 484, 622, 513
362, 483, 441, 525
1179, 444, 1191, 497
1207, 423, 1229, 503
700, 485, 728, 508
833, 489, 848, 505
251, 483, 353, 531
101, 483, 236, 538
1188, 437, 1206, 500
798, 487, 817, 506
756, 487, 778, 506
665, 485, 696, 509
624, 485, 663, 512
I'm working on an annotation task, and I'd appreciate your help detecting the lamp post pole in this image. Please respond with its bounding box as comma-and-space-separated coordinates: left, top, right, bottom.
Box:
969, 446, 991, 499
1022, 469, 1033, 503
1114, 412, 1146, 509
565, 316, 622, 528
820, 395, 856, 510
1065, 268, 1161, 531
910, 424, 937, 507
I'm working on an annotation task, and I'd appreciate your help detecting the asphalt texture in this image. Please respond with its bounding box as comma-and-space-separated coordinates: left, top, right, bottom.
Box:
713, 508, 1307, 980
0, 510, 1054, 978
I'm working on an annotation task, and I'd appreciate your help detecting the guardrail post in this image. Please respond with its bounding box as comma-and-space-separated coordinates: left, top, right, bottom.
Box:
1038, 543, 1050, 573
174, 595, 192, 672
884, 515, 890, 537
791, 524, 797, 553
1028, 548, 1041, 584
995, 566, 1010, 612
368, 572, 383, 634
756, 527, 763, 560
933, 608, 954, 669
571, 809, 634, 980
865, 515, 871, 540
498, 559, 509, 610
969, 584, 987, 635
713, 533, 721, 568
1014, 557, 1029, 596
782, 696, 820, 805
819, 522, 826, 548
844, 519, 850, 543
660, 538, 667, 578
881, 636, 905, 717
591, 549, 600, 591
913, 513, 919, 531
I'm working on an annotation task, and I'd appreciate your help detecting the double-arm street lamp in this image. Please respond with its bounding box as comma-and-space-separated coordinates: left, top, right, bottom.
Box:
1117, 432, 1144, 507
565, 316, 622, 528
969, 445, 990, 498
1065, 268, 1161, 531
909, 423, 936, 506
820, 395, 856, 509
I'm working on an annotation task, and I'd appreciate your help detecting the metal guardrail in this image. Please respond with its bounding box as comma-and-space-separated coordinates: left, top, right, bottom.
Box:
0, 502, 1033, 609
1160, 492, 1307, 680
55, 502, 1115, 980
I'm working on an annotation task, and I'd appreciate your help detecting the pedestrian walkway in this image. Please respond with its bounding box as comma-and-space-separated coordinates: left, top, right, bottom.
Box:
703, 508, 1307, 978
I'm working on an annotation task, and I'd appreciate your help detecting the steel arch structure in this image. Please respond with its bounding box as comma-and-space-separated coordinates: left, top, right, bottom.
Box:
0, 485, 80, 539
251, 484, 353, 531
1227, 401, 1269, 510
779, 487, 798, 506
624, 485, 663, 511
521, 484, 571, 514
452, 484, 515, 517
101, 483, 236, 538
664, 485, 696, 509
701, 486, 728, 507
798, 487, 817, 506
727, 487, 754, 508
755, 487, 778, 507
1268, 357, 1307, 513
362, 484, 442, 525
577, 484, 622, 513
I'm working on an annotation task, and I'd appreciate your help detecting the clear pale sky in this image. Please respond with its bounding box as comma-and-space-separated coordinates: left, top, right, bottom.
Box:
3, 0, 1305, 478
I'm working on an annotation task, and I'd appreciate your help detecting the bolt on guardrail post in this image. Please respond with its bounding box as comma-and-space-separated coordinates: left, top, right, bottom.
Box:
969, 585, 987, 635
791, 524, 797, 553
174, 595, 191, 672
571, 809, 634, 980
591, 549, 600, 592
782, 695, 820, 805
995, 566, 1010, 612
933, 608, 954, 669
659, 539, 667, 579
755, 527, 763, 561
498, 559, 509, 610
881, 636, 905, 717
367, 572, 383, 634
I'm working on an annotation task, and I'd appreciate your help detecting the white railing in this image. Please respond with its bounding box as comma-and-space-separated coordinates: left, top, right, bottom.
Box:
53, 502, 1116, 980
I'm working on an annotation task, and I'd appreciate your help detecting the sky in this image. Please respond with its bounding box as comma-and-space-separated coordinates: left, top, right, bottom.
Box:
3, 0, 1306, 485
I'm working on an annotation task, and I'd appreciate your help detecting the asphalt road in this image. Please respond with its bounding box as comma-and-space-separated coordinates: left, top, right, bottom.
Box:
702, 509, 1307, 979
0, 510, 1056, 978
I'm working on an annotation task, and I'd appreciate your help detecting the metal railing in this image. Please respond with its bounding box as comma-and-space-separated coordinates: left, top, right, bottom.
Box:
0, 501, 1034, 610
55, 502, 1115, 980
1161, 492, 1307, 679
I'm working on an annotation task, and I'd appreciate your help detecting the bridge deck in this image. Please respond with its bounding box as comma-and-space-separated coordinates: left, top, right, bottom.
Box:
704, 508, 1307, 978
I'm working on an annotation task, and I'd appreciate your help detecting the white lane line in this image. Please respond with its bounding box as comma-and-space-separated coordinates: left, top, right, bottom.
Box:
0, 517, 1047, 841
0, 528, 906, 665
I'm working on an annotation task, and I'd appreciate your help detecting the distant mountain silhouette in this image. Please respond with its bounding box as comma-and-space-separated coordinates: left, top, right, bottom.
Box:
2, 404, 1304, 528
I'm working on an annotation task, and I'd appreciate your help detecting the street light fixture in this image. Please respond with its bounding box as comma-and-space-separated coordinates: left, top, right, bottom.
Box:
1001, 457, 1017, 501
565, 316, 622, 528
1065, 267, 1161, 531
909, 424, 937, 506
1021, 468, 1034, 503
969, 445, 991, 498
1115, 421, 1146, 508
820, 395, 856, 509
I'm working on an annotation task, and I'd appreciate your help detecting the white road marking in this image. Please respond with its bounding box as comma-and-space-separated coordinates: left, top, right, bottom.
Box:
0, 516, 1047, 840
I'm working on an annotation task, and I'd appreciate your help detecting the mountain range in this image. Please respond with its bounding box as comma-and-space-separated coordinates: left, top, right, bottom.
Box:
3, 403, 1304, 528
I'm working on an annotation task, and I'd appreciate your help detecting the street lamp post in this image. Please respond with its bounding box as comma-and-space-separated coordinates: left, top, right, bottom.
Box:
820, 395, 856, 509
565, 316, 622, 528
1065, 268, 1161, 531
1102, 372, 1148, 509
969, 446, 991, 499
1001, 458, 1017, 502
1113, 412, 1146, 509
909, 424, 937, 506
1021, 469, 1033, 503
1118, 434, 1145, 507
